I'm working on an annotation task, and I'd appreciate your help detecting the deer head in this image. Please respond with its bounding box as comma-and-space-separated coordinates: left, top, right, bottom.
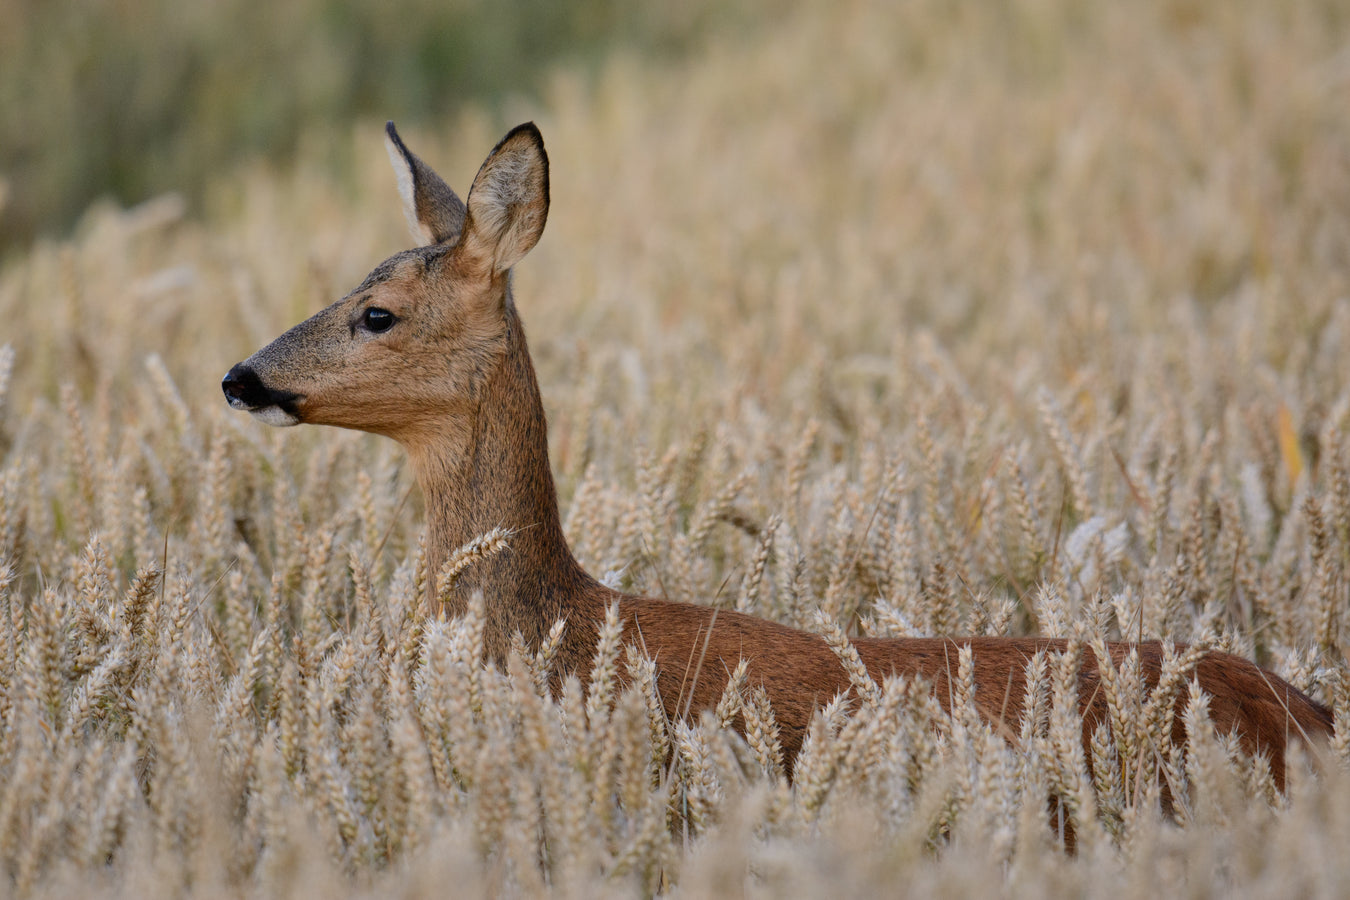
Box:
221, 122, 550, 454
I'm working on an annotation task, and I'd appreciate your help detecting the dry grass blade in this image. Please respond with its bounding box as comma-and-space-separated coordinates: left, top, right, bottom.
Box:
0, 345, 13, 417
436, 527, 514, 609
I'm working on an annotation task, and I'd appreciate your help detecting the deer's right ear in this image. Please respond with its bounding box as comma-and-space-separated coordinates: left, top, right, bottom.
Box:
385, 122, 467, 246
458, 122, 549, 276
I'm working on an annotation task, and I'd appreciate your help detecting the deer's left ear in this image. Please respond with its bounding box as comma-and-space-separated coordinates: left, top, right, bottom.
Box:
385, 122, 467, 246
458, 123, 549, 275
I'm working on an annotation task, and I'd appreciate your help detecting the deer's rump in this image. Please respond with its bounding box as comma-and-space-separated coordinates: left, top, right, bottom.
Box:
854, 636, 1331, 788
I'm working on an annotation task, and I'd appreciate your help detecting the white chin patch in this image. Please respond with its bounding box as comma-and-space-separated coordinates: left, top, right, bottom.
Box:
249, 406, 301, 427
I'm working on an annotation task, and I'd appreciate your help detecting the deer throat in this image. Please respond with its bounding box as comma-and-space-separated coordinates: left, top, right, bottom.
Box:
407, 309, 589, 656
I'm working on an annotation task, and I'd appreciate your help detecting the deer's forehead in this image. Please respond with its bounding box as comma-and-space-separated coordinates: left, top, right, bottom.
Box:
351, 246, 450, 294
341, 246, 504, 327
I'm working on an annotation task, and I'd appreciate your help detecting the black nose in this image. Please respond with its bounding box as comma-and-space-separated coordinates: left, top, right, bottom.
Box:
221, 363, 268, 408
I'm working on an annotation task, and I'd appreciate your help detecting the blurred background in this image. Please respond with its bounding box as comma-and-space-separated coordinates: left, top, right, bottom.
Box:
3, 0, 1348, 415
0, 0, 754, 257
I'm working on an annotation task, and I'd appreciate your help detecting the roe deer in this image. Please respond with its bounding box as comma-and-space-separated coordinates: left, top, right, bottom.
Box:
223, 121, 1332, 791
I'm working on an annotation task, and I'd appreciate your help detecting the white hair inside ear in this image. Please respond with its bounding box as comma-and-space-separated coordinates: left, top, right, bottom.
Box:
385, 132, 436, 246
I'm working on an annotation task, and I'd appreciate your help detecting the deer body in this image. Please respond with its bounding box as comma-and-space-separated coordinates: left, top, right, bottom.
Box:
224, 122, 1332, 790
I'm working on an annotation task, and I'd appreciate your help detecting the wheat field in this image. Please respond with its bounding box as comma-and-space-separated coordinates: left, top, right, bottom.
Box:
2, 0, 1350, 895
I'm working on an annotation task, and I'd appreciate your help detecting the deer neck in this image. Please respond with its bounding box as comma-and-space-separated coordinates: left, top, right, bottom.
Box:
405, 302, 592, 658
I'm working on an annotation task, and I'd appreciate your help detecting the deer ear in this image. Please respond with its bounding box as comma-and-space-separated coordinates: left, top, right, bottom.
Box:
458, 123, 549, 275
384, 122, 467, 246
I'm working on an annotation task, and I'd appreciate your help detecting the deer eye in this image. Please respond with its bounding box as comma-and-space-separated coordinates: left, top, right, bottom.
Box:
362, 307, 395, 333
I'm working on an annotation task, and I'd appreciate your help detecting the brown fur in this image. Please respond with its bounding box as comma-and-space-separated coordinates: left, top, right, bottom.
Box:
225, 122, 1333, 793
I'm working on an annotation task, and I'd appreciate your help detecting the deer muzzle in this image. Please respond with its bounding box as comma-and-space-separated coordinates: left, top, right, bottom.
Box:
221, 363, 304, 426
